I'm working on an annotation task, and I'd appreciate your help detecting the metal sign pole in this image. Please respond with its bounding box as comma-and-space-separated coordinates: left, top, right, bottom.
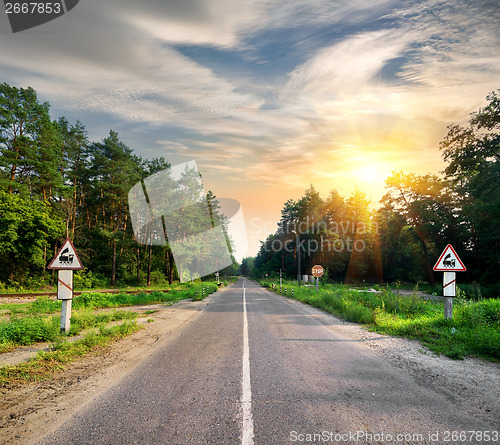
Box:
311, 265, 324, 292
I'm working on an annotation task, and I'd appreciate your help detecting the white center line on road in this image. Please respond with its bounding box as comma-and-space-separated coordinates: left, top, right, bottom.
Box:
241, 281, 254, 445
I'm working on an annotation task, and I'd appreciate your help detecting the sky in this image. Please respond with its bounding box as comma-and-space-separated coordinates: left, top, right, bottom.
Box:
1, 0, 499, 258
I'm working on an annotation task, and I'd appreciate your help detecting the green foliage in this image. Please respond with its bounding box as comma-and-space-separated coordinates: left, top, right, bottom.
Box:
0, 315, 60, 345
69, 310, 137, 335
73, 270, 109, 290
0, 305, 138, 348
440, 89, 500, 283
254, 91, 500, 290
0, 191, 64, 282
29, 296, 60, 314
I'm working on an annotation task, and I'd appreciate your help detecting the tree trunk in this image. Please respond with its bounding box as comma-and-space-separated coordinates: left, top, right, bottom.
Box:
168, 249, 174, 284
165, 249, 169, 283
111, 240, 117, 286
147, 247, 152, 286
137, 247, 141, 284
72, 184, 77, 239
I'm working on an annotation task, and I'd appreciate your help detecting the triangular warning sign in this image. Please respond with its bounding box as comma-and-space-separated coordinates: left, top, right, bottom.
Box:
433, 244, 466, 272
47, 238, 84, 270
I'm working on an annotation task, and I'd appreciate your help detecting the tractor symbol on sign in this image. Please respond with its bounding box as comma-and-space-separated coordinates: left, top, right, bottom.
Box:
443, 253, 455, 268
59, 247, 74, 264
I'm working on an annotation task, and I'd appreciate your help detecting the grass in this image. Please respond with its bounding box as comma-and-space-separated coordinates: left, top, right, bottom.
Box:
0, 281, 222, 386
262, 280, 500, 361
0, 321, 140, 387
0, 310, 139, 353
0, 282, 220, 316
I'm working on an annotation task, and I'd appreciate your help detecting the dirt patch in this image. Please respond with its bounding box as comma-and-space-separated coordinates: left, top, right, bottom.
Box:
394, 289, 445, 301
0, 296, 213, 445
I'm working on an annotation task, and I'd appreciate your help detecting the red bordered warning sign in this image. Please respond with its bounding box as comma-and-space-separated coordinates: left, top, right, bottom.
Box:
433, 244, 466, 272
48, 238, 84, 270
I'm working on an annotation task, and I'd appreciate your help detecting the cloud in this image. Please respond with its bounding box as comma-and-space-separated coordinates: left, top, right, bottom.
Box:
250, 0, 398, 33
283, 29, 412, 98
1, 0, 498, 212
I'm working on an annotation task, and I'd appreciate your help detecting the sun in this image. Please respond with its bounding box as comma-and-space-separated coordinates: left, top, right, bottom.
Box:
353, 163, 387, 184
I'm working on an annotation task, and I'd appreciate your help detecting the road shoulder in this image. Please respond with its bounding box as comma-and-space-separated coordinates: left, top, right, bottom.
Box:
275, 291, 500, 424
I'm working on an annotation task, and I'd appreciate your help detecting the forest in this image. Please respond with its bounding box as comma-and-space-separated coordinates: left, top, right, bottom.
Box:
247, 89, 500, 296
0, 82, 237, 290
1, 82, 499, 294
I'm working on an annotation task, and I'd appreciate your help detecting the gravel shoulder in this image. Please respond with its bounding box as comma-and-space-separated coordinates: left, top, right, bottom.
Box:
284, 296, 499, 422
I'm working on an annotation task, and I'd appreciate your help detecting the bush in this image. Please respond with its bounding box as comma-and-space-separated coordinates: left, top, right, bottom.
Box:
73, 270, 109, 290
29, 296, 60, 314
73, 292, 116, 309
455, 299, 500, 328
0, 316, 60, 345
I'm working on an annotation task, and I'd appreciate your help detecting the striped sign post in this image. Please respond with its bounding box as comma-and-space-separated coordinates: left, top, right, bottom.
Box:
433, 244, 466, 319
48, 238, 84, 333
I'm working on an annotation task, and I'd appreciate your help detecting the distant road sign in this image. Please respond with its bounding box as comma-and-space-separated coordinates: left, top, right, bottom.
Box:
433, 244, 466, 272
48, 238, 84, 270
311, 265, 324, 278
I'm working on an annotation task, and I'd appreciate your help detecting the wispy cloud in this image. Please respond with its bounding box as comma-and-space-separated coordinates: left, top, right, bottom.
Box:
1, 0, 498, 250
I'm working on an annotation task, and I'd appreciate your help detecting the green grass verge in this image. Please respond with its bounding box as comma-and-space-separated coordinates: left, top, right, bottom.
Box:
1, 281, 220, 315
0, 310, 138, 353
0, 321, 141, 387
262, 280, 500, 361
0, 281, 221, 362
0, 281, 225, 387
0, 282, 219, 352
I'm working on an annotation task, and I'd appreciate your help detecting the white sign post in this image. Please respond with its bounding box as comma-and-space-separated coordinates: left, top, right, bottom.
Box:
47, 238, 84, 333
433, 244, 466, 320
311, 265, 324, 293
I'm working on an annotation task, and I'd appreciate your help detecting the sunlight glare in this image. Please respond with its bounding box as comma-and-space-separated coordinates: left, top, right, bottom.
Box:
353, 163, 387, 184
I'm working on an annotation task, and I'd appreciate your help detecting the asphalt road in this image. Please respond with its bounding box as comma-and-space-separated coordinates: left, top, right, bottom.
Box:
39, 278, 498, 445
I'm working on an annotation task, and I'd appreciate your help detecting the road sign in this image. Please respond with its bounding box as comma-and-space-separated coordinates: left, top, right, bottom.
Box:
47, 238, 83, 333
433, 245, 466, 320
311, 265, 324, 278
48, 238, 84, 270
433, 244, 466, 272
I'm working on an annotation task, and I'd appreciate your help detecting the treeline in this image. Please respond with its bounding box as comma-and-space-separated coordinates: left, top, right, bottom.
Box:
0, 82, 237, 288
250, 90, 500, 294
